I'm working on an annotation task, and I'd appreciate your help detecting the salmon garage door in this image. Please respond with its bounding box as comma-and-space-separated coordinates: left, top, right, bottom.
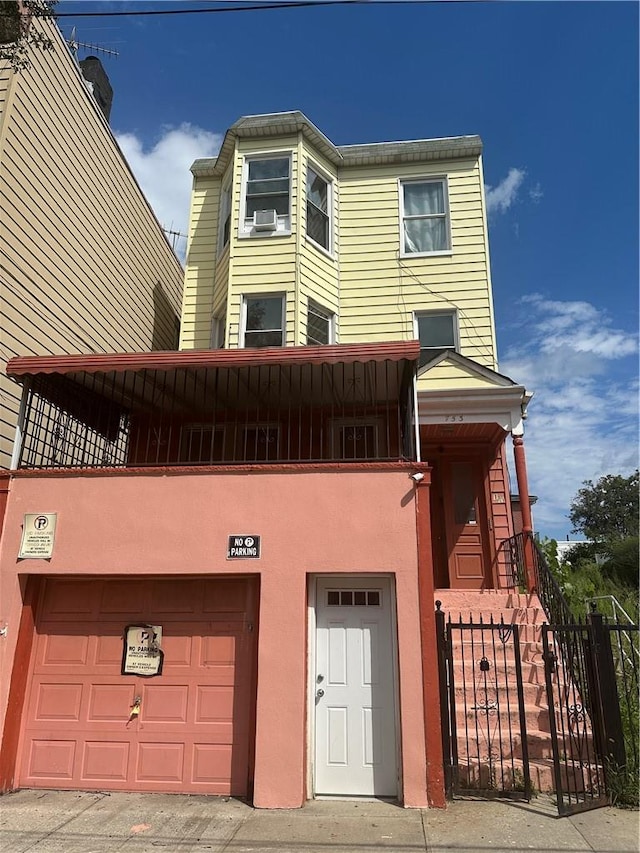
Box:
19, 577, 257, 795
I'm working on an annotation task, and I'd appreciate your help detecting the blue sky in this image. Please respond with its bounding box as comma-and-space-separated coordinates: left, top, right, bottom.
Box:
58, 1, 639, 539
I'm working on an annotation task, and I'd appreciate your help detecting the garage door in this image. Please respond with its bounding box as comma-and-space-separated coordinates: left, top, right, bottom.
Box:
18, 577, 257, 795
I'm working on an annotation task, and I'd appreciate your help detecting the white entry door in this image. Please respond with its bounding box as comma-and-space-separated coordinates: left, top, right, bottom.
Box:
314, 577, 398, 796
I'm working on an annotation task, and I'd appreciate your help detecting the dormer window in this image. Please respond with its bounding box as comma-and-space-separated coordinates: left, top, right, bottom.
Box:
240, 155, 291, 236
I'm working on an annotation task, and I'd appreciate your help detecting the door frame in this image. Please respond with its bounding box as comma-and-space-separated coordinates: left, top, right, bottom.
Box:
307, 573, 401, 800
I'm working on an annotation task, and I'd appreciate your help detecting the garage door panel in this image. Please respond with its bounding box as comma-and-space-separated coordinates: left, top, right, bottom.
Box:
160, 634, 193, 666
142, 685, 189, 723
203, 580, 250, 613
32, 682, 83, 721
26, 739, 76, 779
151, 580, 199, 614
100, 580, 147, 615
38, 632, 90, 667
95, 631, 129, 666
192, 743, 233, 784
20, 577, 257, 796
87, 683, 137, 722
42, 580, 96, 619
136, 742, 184, 782
201, 632, 238, 667
195, 685, 235, 722
81, 741, 130, 781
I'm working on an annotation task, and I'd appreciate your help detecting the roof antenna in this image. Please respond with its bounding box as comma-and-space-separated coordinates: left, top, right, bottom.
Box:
67, 26, 119, 60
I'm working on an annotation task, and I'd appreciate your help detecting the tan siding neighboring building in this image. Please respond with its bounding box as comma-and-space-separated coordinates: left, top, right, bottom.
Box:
0, 19, 184, 467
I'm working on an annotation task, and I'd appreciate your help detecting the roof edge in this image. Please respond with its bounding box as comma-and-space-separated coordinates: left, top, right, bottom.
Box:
7, 341, 421, 378
191, 111, 482, 177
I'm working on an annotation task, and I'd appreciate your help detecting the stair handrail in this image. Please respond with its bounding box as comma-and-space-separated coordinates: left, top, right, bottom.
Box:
529, 533, 577, 627
504, 531, 577, 627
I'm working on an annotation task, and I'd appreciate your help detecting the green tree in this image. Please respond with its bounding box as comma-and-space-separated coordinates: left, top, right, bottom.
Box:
569, 470, 639, 544
0, 1, 56, 72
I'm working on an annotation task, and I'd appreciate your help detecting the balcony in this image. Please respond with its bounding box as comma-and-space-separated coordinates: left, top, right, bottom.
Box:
8, 342, 419, 471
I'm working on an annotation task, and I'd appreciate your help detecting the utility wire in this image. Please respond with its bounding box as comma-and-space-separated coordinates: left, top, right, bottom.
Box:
44, 0, 494, 17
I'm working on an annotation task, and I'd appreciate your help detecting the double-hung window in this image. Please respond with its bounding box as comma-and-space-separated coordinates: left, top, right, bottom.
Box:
306, 300, 334, 346
401, 178, 450, 255
242, 155, 291, 234
218, 183, 231, 252
415, 311, 458, 366
306, 166, 331, 251
242, 295, 285, 348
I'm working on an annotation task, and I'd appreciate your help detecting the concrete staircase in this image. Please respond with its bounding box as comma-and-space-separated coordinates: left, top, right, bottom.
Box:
435, 589, 558, 793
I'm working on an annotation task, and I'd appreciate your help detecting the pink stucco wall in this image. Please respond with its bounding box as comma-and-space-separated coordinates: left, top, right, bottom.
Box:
0, 467, 428, 807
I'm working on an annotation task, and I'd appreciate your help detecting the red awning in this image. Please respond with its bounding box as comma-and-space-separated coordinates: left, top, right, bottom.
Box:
7, 341, 420, 378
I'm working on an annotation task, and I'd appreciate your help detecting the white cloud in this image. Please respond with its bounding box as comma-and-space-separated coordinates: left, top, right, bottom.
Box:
485, 168, 526, 214
501, 296, 638, 539
116, 123, 222, 261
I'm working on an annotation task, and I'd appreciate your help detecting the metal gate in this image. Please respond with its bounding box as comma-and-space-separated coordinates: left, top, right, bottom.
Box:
436, 603, 532, 799
542, 613, 639, 815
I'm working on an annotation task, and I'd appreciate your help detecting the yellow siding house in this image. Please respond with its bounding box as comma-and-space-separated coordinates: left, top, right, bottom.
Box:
183, 111, 534, 591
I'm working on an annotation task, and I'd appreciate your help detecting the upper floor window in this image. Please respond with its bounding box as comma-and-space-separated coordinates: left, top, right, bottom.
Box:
218, 183, 231, 252
210, 311, 226, 349
241, 155, 291, 236
401, 178, 451, 256
307, 300, 334, 346
415, 311, 457, 366
242, 295, 285, 348
306, 165, 331, 251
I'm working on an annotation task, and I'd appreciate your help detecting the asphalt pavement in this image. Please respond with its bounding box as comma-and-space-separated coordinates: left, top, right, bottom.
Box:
0, 789, 638, 853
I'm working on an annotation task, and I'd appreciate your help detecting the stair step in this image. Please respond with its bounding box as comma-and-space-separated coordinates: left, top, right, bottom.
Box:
453, 756, 604, 794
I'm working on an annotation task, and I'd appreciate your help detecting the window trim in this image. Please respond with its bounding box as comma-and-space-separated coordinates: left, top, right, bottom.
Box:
399, 176, 452, 258
240, 293, 286, 349
414, 310, 459, 366
239, 152, 292, 238
306, 299, 335, 346
305, 161, 333, 255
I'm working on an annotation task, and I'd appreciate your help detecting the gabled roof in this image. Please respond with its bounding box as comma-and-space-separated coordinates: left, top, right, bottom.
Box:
191, 111, 482, 177
417, 349, 520, 388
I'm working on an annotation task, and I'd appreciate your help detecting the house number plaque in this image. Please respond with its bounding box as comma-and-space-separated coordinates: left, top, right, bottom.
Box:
122, 624, 163, 676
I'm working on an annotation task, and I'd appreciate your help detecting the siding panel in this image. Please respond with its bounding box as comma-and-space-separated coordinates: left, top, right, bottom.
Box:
0, 20, 184, 466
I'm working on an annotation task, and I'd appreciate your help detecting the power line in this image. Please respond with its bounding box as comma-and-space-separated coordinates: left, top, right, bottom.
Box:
46, 0, 492, 18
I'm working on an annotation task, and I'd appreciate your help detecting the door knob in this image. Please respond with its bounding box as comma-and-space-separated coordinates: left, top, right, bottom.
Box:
316, 688, 324, 699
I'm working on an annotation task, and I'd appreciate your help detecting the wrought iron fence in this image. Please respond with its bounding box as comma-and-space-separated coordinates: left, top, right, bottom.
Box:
436, 603, 532, 800
14, 358, 416, 469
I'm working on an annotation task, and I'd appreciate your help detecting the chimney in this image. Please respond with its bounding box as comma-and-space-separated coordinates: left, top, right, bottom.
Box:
80, 55, 113, 122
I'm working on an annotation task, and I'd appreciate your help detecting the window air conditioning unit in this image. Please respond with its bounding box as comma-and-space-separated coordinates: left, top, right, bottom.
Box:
253, 209, 278, 231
